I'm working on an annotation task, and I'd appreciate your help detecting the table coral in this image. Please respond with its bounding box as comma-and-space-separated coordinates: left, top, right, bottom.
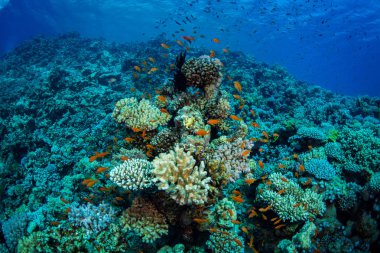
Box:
152, 145, 211, 205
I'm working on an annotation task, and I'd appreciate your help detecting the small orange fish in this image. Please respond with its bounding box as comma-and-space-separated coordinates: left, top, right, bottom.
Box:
227, 209, 234, 216
273, 133, 279, 138
132, 72, 139, 79
241, 150, 250, 156
261, 213, 268, 220
275, 224, 286, 229
231, 219, 241, 224
303, 178, 312, 186
281, 177, 288, 182
241, 227, 249, 234
146, 150, 153, 157
209, 228, 218, 233
148, 67, 158, 74
146, 144, 155, 150
82, 178, 93, 185
124, 137, 135, 143
212, 38, 221, 43
114, 197, 124, 201
160, 108, 170, 114
266, 180, 272, 186
60, 197, 69, 204
161, 43, 170, 49
195, 129, 208, 136
207, 119, 220, 125
50, 221, 60, 226
193, 218, 209, 224
245, 178, 256, 185
98, 187, 110, 192
250, 109, 256, 117
232, 190, 241, 195
259, 138, 269, 143
277, 189, 285, 195
86, 179, 98, 187
259, 205, 271, 212
148, 57, 155, 63
250, 122, 260, 128
293, 203, 302, 208
278, 164, 285, 169
229, 115, 242, 121
261, 175, 268, 180
234, 81, 242, 92
223, 48, 229, 53
262, 131, 269, 139
234, 238, 243, 247
89, 155, 98, 162
233, 94, 242, 100
299, 164, 305, 172
176, 40, 184, 46
120, 156, 129, 161
258, 160, 264, 169
132, 127, 141, 132
271, 217, 278, 222
64, 207, 71, 214
249, 235, 254, 248
83, 197, 92, 203
293, 154, 299, 159
248, 210, 258, 218
231, 195, 244, 203
273, 218, 282, 225
308, 145, 313, 150
134, 66, 141, 72
157, 95, 167, 102
209, 50, 215, 58
96, 167, 109, 174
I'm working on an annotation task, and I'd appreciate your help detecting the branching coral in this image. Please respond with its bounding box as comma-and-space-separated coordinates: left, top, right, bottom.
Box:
258, 173, 326, 222
120, 197, 168, 243
110, 158, 154, 191
112, 97, 171, 130
152, 145, 211, 205
305, 158, 336, 180
181, 55, 223, 98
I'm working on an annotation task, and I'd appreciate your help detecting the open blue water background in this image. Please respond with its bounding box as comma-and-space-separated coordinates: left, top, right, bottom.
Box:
1, 0, 379, 97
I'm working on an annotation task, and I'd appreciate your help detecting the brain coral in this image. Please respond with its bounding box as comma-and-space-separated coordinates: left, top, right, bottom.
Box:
112, 97, 171, 130
110, 159, 154, 191
152, 145, 211, 205
181, 55, 223, 98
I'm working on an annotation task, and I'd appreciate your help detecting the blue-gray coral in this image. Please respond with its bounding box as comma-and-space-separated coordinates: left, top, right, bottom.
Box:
305, 158, 336, 180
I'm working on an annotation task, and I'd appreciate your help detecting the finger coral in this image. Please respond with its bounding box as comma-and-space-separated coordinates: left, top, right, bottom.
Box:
152, 145, 211, 205
112, 97, 171, 131
110, 158, 154, 191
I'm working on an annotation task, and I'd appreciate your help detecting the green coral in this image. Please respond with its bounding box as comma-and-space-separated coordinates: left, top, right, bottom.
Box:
206, 229, 244, 253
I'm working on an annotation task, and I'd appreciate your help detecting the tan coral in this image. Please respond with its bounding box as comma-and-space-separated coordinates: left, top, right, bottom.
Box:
152, 145, 211, 205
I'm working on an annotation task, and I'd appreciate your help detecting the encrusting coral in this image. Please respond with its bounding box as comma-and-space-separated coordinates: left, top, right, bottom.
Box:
112, 97, 171, 131
152, 145, 211, 205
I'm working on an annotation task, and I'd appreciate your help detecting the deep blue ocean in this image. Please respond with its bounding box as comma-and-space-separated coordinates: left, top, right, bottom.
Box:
0, 0, 379, 96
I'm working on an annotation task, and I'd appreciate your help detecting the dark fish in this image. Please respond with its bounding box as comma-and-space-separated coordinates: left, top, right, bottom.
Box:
175, 20, 181, 25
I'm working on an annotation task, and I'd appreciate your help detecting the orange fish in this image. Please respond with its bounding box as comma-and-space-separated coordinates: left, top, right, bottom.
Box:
83, 197, 92, 203
160, 108, 170, 114
293, 154, 299, 159
229, 115, 242, 121
132, 127, 141, 132
231, 195, 244, 203
146, 144, 155, 150
259, 148, 263, 153
209, 228, 219, 233
248, 209, 258, 218
245, 178, 256, 185
120, 156, 129, 161
193, 218, 209, 224
293, 203, 302, 208
273, 133, 279, 138
148, 67, 158, 74
308, 145, 313, 150
132, 72, 139, 79
281, 177, 288, 182
89, 155, 98, 162
234, 81, 242, 92
86, 179, 98, 188
241, 227, 249, 234
232, 190, 241, 195
275, 224, 286, 229
114, 196, 124, 201
227, 209, 234, 216
176, 40, 184, 46
251, 122, 260, 128
195, 129, 208, 136
182, 35, 195, 42
82, 178, 93, 185
259, 205, 271, 212
157, 95, 167, 102
231, 219, 241, 224
258, 160, 264, 169
161, 43, 170, 49
241, 150, 250, 156
50, 221, 60, 226
262, 131, 269, 139
274, 218, 282, 225
233, 94, 242, 100
124, 137, 135, 143
261, 213, 268, 220
96, 167, 109, 174
212, 38, 221, 43
223, 48, 229, 53
278, 164, 285, 169
234, 238, 243, 247
209, 50, 215, 58
299, 164, 305, 172
134, 66, 141, 72
207, 119, 220, 125
148, 57, 155, 63
250, 109, 256, 117
277, 189, 285, 195
303, 178, 312, 186
60, 197, 69, 204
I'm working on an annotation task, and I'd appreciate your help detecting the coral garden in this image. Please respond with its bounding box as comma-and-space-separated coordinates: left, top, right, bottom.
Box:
0, 33, 379, 252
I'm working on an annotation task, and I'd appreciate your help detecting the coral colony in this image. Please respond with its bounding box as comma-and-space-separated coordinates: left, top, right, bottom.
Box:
0, 34, 379, 252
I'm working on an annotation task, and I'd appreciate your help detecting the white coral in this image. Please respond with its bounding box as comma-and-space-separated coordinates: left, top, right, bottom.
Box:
110, 159, 154, 191
152, 145, 211, 205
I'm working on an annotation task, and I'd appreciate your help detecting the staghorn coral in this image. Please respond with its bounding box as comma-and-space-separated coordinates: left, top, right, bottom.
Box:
112, 97, 171, 130
152, 145, 211, 205
181, 55, 223, 98
258, 173, 326, 222
110, 158, 154, 191
120, 197, 168, 244
208, 138, 253, 182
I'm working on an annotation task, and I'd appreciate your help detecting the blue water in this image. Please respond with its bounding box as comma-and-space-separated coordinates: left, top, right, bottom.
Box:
1, 0, 379, 96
